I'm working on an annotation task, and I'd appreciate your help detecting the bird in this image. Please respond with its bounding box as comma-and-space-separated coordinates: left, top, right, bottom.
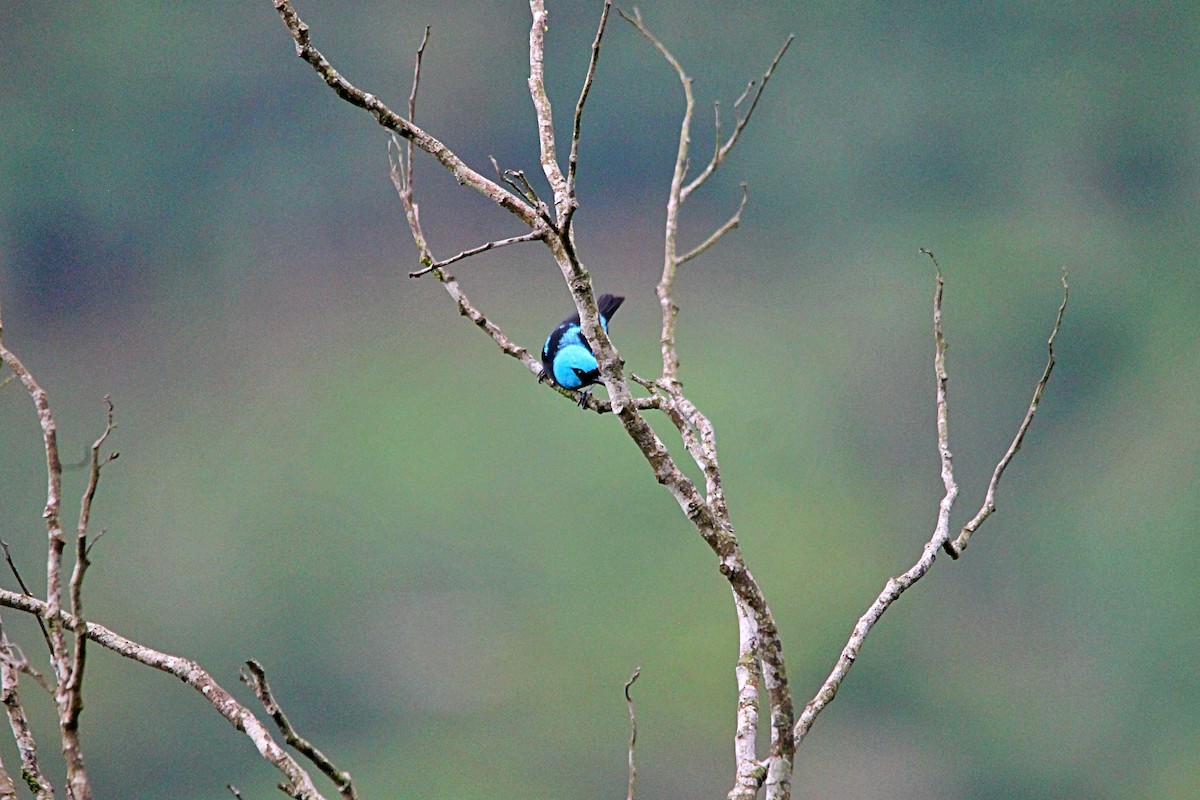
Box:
541, 293, 625, 398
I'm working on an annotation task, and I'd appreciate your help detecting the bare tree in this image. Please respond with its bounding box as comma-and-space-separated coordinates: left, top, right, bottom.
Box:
0, 3, 1067, 799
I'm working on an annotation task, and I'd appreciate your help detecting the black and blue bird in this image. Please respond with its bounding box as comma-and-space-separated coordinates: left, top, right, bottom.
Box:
541, 293, 625, 394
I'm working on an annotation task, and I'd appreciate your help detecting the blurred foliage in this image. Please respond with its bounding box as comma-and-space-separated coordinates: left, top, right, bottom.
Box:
0, 2, 1197, 799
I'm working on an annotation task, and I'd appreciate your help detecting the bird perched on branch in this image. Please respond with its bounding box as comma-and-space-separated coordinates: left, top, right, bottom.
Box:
541, 293, 625, 399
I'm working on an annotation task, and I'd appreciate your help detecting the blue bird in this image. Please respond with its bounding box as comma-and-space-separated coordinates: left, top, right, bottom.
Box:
541, 293, 625, 395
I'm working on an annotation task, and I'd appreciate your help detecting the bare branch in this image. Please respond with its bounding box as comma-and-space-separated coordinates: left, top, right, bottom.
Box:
283, 10, 797, 797
614, 15, 795, 795
563, 0, 613, 237
620, 11, 790, 393
272, 0, 541, 229
681, 35, 794, 201
386, 33, 552, 390
62, 396, 118, 762
503, 168, 555, 224
922, 247, 961, 563
388, 141, 544, 381
544, 379, 663, 414
0, 628, 53, 800
407, 231, 546, 278
0, 337, 91, 797
0, 351, 65, 653
678, 184, 749, 266
0, 642, 52, 696
711, 101, 722, 169
596, 385, 797, 796
406, 26, 430, 123
654, 386, 726, 516
391, 29, 433, 266
387, 40, 592, 411
420, 267, 542, 378
242, 660, 356, 800
624, 667, 640, 800
527, 0, 569, 219
732, 80, 755, 116
618, 6, 694, 383
946, 270, 1069, 557
0, 589, 328, 800
795, 535, 943, 746
794, 261, 1069, 748
729, 601, 766, 800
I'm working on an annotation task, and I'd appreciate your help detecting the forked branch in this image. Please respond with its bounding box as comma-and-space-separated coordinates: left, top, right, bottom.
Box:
0, 589, 328, 800
0, 330, 90, 798
682, 36, 793, 201
617, 11, 796, 798
385, 22, 656, 415
619, 7, 792, 389
794, 254, 1069, 745
0, 627, 53, 800
273, 0, 543, 230
945, 268, 1069, 557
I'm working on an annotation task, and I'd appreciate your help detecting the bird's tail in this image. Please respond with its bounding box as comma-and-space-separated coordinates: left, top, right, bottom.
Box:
597, 293, 625, 321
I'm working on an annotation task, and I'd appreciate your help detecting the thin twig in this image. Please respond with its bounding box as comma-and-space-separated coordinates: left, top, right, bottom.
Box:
677, 184, 749, 265
407, 26, 430, 124
388, 140, 544, 380
733, 80, 755, 115
1, 641, 52, 695
504, 169, 554, 225
488, 156, 532, 209
408, 231, 546, 278
62, 396, 118, 756
946, 270, 1069, 557
681, 35, 793, 201
624, 667, 640, 800
711, 101, 722, 168
227, 785, 244, 800
243, 660, 356, 800
562, 0, 612, 238
0, 541, 51, 653
655, 385, 725, 516
544, 378, 663, 414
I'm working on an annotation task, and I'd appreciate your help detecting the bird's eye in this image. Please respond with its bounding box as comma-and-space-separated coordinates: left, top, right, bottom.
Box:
572, 368, 589, 380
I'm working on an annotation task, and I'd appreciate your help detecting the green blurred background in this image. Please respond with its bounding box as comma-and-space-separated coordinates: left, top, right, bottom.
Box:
1, 2, 1197, 798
